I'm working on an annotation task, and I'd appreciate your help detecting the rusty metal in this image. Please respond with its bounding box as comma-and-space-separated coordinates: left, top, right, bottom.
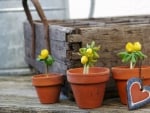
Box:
22, 0, 50, 58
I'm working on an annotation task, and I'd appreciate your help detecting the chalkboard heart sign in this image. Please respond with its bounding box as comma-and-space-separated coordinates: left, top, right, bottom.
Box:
127, 77, 150, 110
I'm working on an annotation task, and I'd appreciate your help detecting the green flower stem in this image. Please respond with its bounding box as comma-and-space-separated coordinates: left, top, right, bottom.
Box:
130, 61, 133, 69
83, 64, 89, 75
45, 64, 49, 76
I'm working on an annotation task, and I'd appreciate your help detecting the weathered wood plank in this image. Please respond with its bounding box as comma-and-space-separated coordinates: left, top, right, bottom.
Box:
50, 25, 70, 41
51, 40, 67, 61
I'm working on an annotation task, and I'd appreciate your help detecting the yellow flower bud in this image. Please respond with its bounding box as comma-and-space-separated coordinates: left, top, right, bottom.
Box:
86, 48, 93, 54
133, 42, 141, 51
86, 48, 93, 57
125, 42, 134, 52
81, 56, 88, 64
39, 49, 49, 59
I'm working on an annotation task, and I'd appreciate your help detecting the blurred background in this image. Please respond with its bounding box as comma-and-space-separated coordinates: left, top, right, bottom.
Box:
70, 0, 150, 18
0, 0, 150, 75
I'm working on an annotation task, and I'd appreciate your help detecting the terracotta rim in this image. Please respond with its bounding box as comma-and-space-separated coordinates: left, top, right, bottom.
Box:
112, 66, 150, 80
67, 67, 109, 75
32, 73, 64, 86
67, 67, 110, 84
112, 66, 150, 70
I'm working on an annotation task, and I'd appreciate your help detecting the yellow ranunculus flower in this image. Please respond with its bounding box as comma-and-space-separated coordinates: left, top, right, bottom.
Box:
125, 42, 134, 52
81, 56, 88, 64
133, 42, 141, 51
39, 49, 49, 59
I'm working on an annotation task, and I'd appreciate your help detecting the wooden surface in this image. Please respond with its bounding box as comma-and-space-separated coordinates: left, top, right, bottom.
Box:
0, 75, 150, 113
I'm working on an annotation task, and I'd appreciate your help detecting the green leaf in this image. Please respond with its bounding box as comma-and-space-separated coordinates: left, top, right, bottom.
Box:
45, 55, 55, 66
137, 51, 147, 59
36, 57, 41, 61
79, 48, 86, 55
36, 57, 44, 61
91, 41, 95, 48
91, 59, 97, 63
93, 45, 100, 51
122, 54, 131, 63
93, 51, 99, 58
86, 43, 90, 48
118, 51, 129, 62
118, 51, 128, 58
131, 53, 136, 63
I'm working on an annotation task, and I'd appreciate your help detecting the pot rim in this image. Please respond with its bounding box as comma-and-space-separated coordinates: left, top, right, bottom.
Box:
32, 73, 64, 86
67, 67, 110, 84
32, 73, 63, 79
112, 65, 150, 70
111, 65, 150, 80
67, 67, 110, 76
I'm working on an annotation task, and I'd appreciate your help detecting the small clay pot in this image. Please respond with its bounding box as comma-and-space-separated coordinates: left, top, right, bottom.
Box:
32, 73, 64, 104
112, 66, 150, 105
67, 67, 110, 109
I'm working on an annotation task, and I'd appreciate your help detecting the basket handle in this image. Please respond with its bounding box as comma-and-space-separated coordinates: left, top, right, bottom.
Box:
22, 0, 50, 58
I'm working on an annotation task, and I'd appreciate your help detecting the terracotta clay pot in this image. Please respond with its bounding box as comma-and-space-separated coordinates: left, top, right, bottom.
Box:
112, 66, 150, 105
67, 67, 110, 109
32, 73, 64, 104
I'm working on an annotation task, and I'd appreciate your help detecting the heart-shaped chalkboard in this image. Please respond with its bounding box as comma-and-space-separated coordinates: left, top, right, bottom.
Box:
127, 77, 150, 110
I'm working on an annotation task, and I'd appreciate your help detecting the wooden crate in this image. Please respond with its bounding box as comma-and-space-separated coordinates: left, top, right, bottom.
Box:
23, 0, 150, 99
24, 17, 150, 99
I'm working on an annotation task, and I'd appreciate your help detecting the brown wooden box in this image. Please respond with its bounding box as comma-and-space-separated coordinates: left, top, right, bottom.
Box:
23, 15, 150, 99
